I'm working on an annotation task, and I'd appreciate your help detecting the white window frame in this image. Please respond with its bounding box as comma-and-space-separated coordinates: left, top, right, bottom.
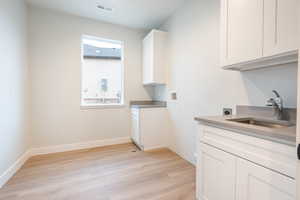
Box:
80, 35, 125, 109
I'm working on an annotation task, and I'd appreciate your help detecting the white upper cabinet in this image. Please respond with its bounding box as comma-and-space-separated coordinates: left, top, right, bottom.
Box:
222, 0, 264, 66
143, 30, 167, 85
221, 0, 298, 71
264, 0, 298, 56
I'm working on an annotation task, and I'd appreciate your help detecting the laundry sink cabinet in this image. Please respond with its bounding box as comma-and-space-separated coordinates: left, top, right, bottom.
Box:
196, 125, 296, 200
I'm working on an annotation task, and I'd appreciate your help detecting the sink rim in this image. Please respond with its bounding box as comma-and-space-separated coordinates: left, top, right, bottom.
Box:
226, 117, 295, 128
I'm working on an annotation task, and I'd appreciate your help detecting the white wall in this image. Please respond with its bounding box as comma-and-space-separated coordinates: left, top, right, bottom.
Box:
28, 6, 153, 148
0, 0, 30, 175
156, 0, 298, 164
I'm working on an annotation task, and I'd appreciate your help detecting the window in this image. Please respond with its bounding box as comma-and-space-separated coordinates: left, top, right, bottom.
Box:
81, 35, 124, 107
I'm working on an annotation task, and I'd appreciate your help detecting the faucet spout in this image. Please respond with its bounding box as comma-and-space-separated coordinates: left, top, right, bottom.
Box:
266, 90, 284, 120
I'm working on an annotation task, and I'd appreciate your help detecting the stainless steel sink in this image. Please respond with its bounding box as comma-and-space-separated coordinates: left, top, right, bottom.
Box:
226, 117, 295, 128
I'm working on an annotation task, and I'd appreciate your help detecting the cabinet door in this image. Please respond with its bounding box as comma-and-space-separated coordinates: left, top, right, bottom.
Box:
236, 158, 296, 200
222, 0, 264, 65
153, 31, 167, 84
264, 0, 298, 57
139, 108, 168, 151
131, 110, 140, 146
197, 143, 236, 200
143, 33, 154, 84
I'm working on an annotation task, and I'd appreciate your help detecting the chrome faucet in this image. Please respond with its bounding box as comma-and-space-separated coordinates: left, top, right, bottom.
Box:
266, 90, 283, 120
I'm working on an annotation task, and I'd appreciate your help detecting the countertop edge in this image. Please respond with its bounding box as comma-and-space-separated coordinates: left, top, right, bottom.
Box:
130, 101, 167, 109
194, 117, 296, 147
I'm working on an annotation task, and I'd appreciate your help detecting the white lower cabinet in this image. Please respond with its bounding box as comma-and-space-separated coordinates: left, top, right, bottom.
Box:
236, 158, 296, 200
131, 108, 169, 151
131, 109, 140, 146
197, 144, 236, 200
197, 125, 296, 200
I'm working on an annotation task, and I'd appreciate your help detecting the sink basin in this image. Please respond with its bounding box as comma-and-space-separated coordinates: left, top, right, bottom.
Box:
226, 117, 295, 128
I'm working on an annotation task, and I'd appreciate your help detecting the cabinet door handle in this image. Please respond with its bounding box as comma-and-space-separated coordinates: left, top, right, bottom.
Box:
298, 144, 300, 160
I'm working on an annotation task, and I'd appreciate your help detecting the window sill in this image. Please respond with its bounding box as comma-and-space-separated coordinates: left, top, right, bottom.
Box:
80, 104, 126, 110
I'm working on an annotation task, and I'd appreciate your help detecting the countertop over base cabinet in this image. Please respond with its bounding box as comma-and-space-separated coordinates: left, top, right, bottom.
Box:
221, 0, 298, 71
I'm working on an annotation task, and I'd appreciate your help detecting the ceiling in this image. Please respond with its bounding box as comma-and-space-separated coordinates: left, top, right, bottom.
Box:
26, 0, 187, 30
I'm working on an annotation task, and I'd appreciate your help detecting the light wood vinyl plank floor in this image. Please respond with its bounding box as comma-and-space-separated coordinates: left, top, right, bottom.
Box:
0, 143, 196, 200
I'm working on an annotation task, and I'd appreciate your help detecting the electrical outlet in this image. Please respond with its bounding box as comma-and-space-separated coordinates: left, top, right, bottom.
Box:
223, 108, 232, 116
170, 91, 177, 100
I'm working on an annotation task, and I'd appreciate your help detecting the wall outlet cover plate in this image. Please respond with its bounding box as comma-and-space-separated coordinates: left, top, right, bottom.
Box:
223, 108, 233, 116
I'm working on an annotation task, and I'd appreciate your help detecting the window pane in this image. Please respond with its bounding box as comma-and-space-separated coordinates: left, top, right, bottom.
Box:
81, 36, 123, 106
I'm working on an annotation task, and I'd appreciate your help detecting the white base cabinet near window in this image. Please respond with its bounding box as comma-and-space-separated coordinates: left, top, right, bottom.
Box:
131, 107, 169, 151
196, 125, 296, 200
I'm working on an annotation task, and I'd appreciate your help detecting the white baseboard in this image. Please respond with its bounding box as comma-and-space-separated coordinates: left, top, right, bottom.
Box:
0, 137, 131, 188
0, 150, 32, 188
168, 146, 196, 166
143, 145, 167, 151
30, 137, 131, 156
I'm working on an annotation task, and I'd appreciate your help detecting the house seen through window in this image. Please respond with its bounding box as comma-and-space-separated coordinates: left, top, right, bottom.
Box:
81, 36, 124, 106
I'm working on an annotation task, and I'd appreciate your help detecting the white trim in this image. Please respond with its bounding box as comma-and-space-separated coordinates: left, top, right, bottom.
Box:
143, 145, 167, 152
30, 137, 131, 156
0, 137, 131, 188
223, 50, 298, 71
80, 104, 126, 110
0, 150, 32, 188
